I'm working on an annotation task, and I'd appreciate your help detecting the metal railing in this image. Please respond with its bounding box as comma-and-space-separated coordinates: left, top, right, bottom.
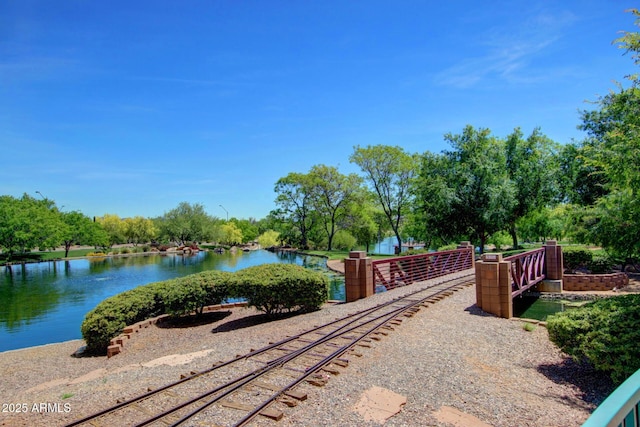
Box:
372, 247, 474, 290
582, 368, 640, 427
504, 248, 546, 297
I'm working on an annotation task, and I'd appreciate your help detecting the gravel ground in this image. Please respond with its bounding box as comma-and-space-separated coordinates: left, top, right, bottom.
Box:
0, 270, 618, 427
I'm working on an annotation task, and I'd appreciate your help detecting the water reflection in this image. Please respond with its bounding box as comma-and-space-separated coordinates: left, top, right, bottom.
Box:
0, 250, 344, 352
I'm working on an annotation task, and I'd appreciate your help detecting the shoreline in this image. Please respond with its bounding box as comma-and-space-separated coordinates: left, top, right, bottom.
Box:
0, 276, 615, 427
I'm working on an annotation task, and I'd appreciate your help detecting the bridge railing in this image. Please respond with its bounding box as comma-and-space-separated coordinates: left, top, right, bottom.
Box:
371, 247, 474, 291
504, 247, 546, 298
582, 368, 640, 427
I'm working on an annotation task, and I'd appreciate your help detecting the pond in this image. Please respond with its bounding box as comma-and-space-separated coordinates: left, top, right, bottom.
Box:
512, 294, 588, 321
0, 250, 344, 353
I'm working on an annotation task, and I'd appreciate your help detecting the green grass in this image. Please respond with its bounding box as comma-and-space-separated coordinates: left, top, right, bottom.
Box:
304, 250, 394, 260
0, 248, 98, 265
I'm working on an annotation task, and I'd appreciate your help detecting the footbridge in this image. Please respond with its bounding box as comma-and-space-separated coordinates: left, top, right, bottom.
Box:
344, 241, 564, 319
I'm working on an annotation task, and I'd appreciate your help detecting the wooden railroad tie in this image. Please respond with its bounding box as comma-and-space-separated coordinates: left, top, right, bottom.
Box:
306, 373, 328, 387
221, 400, 283, 421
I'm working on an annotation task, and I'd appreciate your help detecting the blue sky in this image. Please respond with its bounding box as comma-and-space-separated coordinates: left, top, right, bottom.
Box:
1, 1, 637, 220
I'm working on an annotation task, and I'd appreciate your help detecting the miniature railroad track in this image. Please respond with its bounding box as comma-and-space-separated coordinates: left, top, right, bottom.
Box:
65, 272, 474, 427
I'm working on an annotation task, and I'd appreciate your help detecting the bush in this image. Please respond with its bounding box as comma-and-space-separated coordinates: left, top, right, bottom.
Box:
437, 243, 459, 252
159, 271, 232, 317
547, 294, 640, 384
332, 230, 357, 251
587, 254, 615, 274
562, 247, 593, 272
81, 283, 164, 354
232, 263, 328, 316
81, 270, 233, 354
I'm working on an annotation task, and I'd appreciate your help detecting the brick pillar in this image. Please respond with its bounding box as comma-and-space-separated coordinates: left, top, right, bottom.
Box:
475, 253, 512, 318
344, 251, 372, 302
544, 240, 563, 281
457, 241, 475, 269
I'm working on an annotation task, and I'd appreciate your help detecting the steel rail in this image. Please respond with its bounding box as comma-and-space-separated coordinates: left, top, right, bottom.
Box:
65, 271, 474, 427
234, 280, 471, 427
171, 274, 474, 426
146, 279, 468, 426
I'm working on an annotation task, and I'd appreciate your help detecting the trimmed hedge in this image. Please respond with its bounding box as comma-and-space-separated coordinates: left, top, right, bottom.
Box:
562, 247, 593, 271
80, 265, 329, 354
547, 294, 640, 384
232, 263, 329, 316
81, 270, 232, 354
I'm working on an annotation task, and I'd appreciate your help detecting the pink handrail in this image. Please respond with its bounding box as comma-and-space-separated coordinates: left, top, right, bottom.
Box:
504, 248, 546, 297
371, 248, 474, 290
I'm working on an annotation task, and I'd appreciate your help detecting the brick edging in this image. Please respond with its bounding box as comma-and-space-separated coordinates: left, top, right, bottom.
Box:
563, 272, 629, 292
106, 302, 248, 357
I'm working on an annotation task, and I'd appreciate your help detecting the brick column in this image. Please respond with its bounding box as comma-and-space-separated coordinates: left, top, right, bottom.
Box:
475, 253, 512, 318
543, 240, 563, 281
344, 251, 372, 302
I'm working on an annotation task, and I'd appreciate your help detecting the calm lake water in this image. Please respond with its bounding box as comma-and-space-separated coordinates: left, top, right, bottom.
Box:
0, 250, 344, 353
512, 295, 583, 321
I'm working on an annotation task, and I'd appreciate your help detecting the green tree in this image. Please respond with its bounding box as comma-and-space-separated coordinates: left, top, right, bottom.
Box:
350, 145, 418, 252
576, 9, 640, 261
308, 164, 363, 251
257, 230, 280, 248
229, 218, 259, 243
558, 141, 609, 206
347, 196, 381, 253
159, 202, 220, 245
274, 173, 316, 249
0, 194, 62, 257
221, 222, 243, 245
411, 151, 461, 248
96, 214, 125, 248
414, 126, 516, 253
504, 127, 560, 248
123, 216, 157, 246
59, 211, 107, 257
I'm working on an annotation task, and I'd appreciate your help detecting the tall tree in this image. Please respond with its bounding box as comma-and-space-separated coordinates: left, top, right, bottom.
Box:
0, 194, 62, 257
59, 211, 108, 257
350, 145, 417, 252
504, 127, 559, 248
557, 141, 609, 206
274, 172, 316, 249
411, 151, 461, 248
160, 202, 220, 245
414, 126, 516, 253
122, 216, 157, 246
576, 9, 640, 262
308, 164, 363, 251
96, 214, 125, 247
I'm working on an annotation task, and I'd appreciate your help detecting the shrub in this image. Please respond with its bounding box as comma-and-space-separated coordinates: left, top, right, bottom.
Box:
86, 252, 107, 257
332, 230, 357, 251
547, 294, 640, 384
437, 243, 458, 252
257, 230, 280, 248
233, 263, 328, 316
562, 247, 593, 272
81, 283, 164, 354
81, 270, 233, 354
587, 254, 615, 274
160, 271, 232, 316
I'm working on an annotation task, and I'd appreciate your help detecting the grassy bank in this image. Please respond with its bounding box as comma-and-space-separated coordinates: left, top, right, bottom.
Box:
303, 250, 394, 261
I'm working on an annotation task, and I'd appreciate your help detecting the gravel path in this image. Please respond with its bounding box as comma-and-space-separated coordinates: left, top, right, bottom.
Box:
0, 271, 616, 427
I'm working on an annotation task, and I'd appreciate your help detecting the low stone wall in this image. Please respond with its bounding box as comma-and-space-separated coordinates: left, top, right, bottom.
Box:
563, 273, 629, 292
107, 302, 248, 357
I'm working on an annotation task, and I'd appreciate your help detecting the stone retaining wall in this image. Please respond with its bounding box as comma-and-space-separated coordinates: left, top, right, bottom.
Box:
107, 302, 248, 357
563, 273, 629, 292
